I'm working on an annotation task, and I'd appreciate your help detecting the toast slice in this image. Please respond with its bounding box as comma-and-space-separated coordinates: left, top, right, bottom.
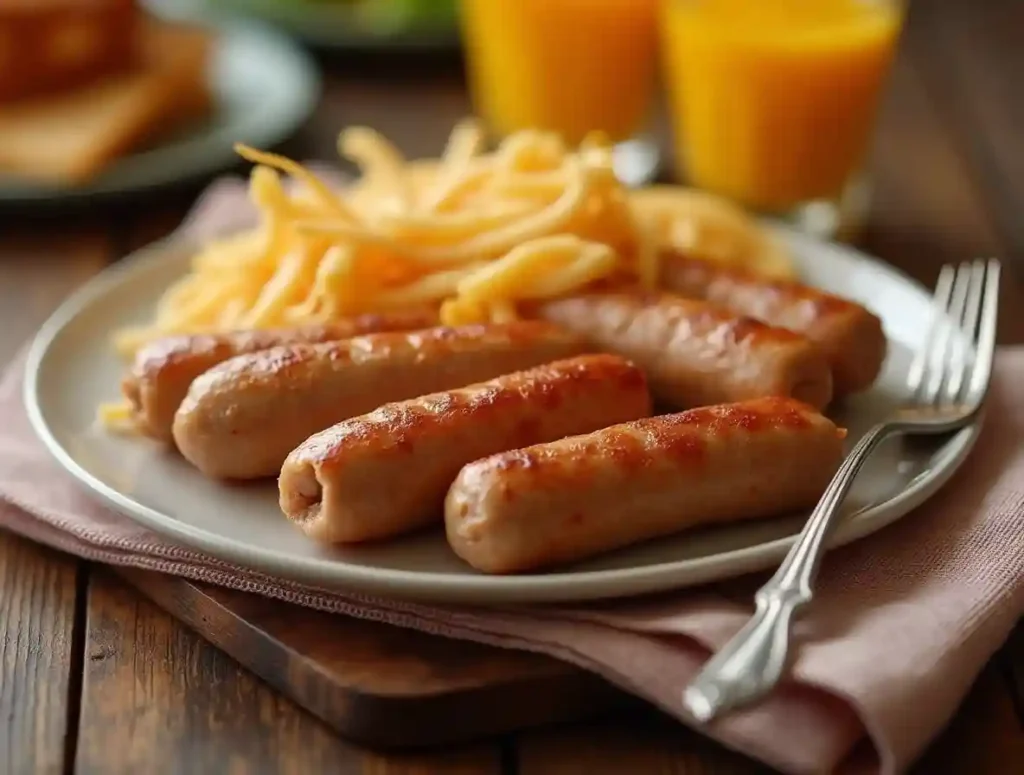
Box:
0, 0, 140, 104
0, 19, 214, 185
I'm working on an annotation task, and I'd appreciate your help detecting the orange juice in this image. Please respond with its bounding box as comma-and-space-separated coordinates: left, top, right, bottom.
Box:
459, 0, 658, 145
661, 0, 902, 212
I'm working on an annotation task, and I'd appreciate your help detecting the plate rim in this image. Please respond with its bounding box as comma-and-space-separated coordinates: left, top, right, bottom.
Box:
21, 227, 982, 604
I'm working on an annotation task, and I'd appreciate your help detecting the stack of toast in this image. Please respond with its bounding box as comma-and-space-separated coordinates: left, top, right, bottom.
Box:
0, 0, 214, 185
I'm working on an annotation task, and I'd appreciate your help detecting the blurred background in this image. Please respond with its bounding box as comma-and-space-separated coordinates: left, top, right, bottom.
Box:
0, 0, 1019, 259
207, 0, 461, 51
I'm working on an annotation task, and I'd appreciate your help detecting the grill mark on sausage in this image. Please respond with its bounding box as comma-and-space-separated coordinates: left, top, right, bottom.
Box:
289, 354, 647, 471
544, 292, 808, 349
131, 312, 441, 379
661, 252, 861, 324
475, 396, 823, 483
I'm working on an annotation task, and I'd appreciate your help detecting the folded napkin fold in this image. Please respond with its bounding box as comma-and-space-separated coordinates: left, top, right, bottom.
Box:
2, 181, 1022, 775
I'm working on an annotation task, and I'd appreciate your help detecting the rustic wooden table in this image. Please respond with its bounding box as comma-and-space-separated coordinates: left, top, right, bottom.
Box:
2, 1, 1022, 772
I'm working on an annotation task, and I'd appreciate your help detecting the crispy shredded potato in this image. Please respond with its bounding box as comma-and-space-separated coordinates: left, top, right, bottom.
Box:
112, 121, 795, 357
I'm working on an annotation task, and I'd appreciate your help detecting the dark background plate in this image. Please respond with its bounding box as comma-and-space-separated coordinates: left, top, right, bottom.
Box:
203, 0, 460, 54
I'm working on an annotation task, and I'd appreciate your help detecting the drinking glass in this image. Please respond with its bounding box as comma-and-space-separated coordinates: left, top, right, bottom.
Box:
660, 0, 906, 239
459, 0, 660, 186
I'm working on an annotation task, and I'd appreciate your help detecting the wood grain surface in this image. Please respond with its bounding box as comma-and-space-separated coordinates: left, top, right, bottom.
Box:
0, 536, 82, 775
911, 0, 1024, 264
77, 570, 463, 775
0, 1, 1021, 773
116, 569, 630, 749
0, 232, 111, 775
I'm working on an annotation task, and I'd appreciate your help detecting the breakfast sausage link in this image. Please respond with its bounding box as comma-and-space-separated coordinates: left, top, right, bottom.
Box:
172, 321, 589, 480
446, 396, 846, 574
279, 354, 652, 544
122, 309, 439, 441
659, 252, 887, 395
536, 291, 833, 410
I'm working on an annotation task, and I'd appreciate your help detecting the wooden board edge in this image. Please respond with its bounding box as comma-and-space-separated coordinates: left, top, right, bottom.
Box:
113, 567, 635, 749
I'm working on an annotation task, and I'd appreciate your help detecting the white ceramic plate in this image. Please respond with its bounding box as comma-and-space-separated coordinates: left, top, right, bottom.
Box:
23, 229, 980, 603
0, 18, 319, 205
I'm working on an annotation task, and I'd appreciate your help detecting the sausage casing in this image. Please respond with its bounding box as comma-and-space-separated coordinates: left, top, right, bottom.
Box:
172, 321, 588, 480
446, 397, 845, 574
279, 354, 652, 544
536, 291, 833, 410
659, 253, 887, 395
122, 310, 439, 441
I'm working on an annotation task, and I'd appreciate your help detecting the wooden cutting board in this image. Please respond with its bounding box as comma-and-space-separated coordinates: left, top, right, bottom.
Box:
116, 568, 638, 749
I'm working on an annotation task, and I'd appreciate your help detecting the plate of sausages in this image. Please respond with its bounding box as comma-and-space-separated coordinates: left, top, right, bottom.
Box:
23, 229, 980, 603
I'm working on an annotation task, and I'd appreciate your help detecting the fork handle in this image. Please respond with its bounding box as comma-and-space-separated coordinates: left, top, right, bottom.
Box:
683, 422, 896, 722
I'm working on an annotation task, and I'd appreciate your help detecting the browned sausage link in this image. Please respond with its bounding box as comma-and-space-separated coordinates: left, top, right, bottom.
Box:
659, 252, 887, 395
172, 321, 589, 480
279, 354, 652, 544
535, 291, 833, 411
446, 397, 846, 574
121, 309, 440, 441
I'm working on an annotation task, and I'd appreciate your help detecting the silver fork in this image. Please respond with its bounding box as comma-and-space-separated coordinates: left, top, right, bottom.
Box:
682, 259, 1001, 723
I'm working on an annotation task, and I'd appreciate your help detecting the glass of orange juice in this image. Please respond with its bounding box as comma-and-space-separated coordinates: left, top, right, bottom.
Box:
459, 0, 660, 185
660, 0, 904, 238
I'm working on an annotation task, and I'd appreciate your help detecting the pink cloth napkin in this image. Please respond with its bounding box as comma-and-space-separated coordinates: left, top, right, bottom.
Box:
2, 180, 1023, 775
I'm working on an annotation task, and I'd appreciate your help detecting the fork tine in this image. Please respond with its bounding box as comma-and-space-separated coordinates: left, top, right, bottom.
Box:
967, 259, 1000, 403
907, 264, 955, 398
942, 263, 975, 405
922, 265, 962, 405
